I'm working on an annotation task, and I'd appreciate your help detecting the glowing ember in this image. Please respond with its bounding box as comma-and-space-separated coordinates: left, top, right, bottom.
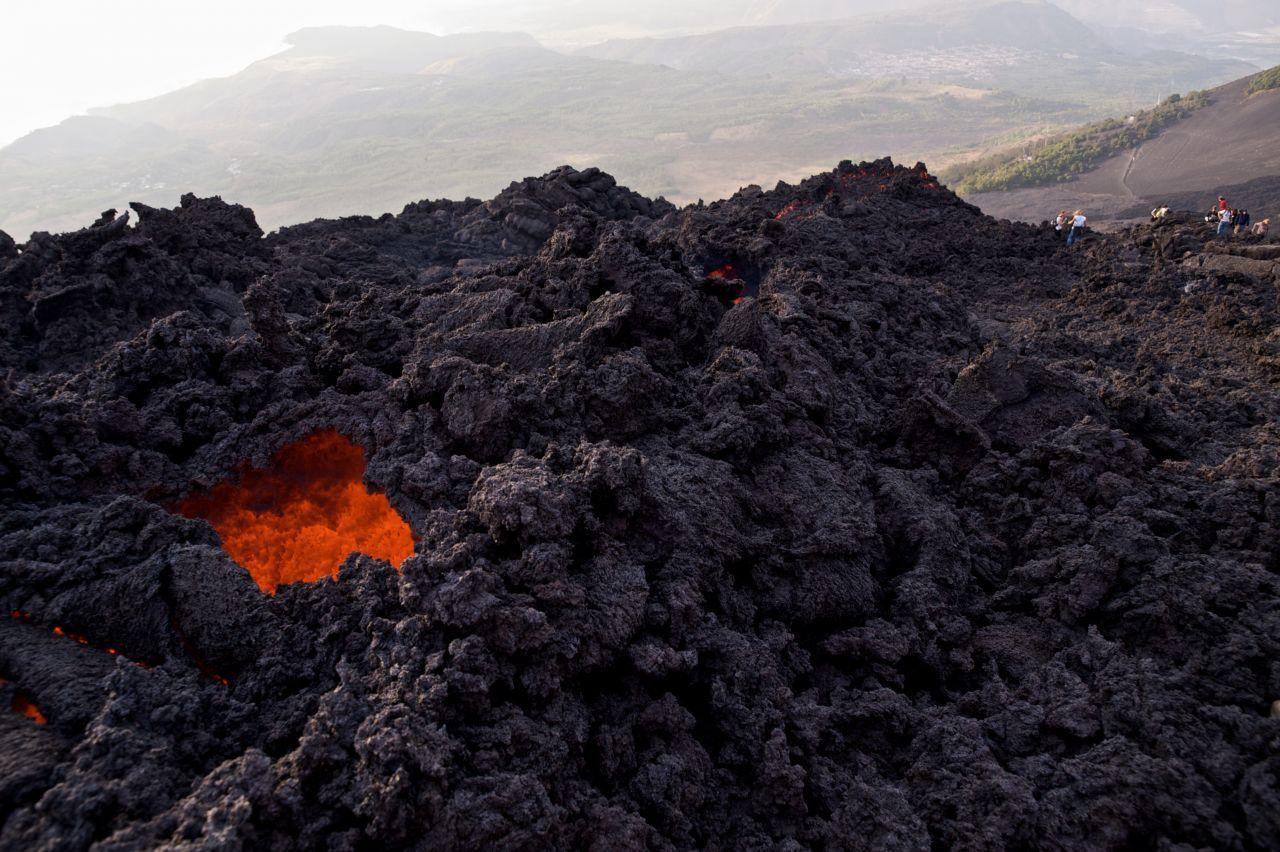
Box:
52, 625, 107, 651
174, 430, 415, 595
12, 693, 47, 724
0, 676, 47, 724
709, 263, 748, 304
11, 610, 147, 669
773, 198, 821, 223
839, 163, 899, 186
774, 200, 804, 220
708, 263, 739, 280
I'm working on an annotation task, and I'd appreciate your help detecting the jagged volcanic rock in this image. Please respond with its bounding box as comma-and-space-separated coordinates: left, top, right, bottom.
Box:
1, 160, 1278, 850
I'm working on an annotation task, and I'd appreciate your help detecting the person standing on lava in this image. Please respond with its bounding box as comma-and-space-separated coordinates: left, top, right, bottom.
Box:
1217, 207, 1233, 239
1066, 210, 1087, 246
1054, 210, 1068, 234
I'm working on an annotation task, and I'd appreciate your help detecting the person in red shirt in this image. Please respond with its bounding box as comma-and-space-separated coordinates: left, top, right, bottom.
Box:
1218, 196, 1229, 211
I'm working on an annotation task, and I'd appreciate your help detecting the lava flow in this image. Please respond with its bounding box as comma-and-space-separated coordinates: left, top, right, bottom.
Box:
708, 263, 747, 304
174, 430, 415, 595
0, 676, 47, 724
774, 200, 805, 220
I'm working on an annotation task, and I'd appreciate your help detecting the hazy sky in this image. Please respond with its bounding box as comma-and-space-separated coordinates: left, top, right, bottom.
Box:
2, 1, 936, 147
4, 1, 1268, 148
0, 1, 546, 147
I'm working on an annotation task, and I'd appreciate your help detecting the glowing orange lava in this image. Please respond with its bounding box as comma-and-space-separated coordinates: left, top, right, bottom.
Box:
12, 693, 47, 724
0, 676, 47, 724
709, 263, 748, 304
774, 200, 804, 220
174, 430, 415, 595
12, 610, 126, 661
708, 263, 738, 281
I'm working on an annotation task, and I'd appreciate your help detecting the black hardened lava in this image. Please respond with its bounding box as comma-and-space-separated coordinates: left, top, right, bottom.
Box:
1, 161, 1279, 849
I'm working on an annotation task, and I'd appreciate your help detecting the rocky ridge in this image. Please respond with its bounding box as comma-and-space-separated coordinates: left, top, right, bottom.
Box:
0, 160, 1278, 849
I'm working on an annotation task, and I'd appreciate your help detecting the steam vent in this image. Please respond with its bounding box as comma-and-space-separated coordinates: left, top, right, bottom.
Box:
2, 162, 1280, 849
174, 430, 415, 594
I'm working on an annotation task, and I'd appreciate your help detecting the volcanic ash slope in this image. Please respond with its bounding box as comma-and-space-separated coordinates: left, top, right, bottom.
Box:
1, 162, 1279, 849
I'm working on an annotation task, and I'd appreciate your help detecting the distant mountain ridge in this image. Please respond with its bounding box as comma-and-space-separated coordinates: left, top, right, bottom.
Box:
577, 2, 1111, 75
0, 6, 1262, 240
1051, 0, 1280, 33
488, 0, 1280, 37
573, 0, 1255, 100
284, 26, 539, 58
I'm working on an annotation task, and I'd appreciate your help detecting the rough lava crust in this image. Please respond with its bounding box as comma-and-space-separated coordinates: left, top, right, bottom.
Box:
1, 161, 1279, 849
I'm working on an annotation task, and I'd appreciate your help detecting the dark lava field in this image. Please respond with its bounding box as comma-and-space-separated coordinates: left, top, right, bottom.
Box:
1, 161, 1279, 850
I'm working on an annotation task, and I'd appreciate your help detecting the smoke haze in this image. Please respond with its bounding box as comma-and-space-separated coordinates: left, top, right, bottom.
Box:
2, 0, 1276, 237
10, 0, 1278, 145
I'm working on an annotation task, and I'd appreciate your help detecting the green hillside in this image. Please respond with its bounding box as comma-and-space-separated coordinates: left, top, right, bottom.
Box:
1246, 64, 1280, 95
945, 91, 1211, 195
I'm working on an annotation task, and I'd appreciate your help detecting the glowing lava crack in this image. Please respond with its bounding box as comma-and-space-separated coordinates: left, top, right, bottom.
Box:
175, 431, 415, 594
0, 677, 47, 724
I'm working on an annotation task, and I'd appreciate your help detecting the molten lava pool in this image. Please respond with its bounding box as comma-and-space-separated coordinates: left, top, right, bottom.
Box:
175, 430, 415, 594
0, 676, 47, 724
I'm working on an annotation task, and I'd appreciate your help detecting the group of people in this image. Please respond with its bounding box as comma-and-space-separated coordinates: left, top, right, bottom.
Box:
1051, 196, 1270, 247
1205, 196, 1269, 238
1053, 209, 1088, 246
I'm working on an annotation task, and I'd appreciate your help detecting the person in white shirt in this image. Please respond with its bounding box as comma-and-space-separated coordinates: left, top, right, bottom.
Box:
1217, 208, 1232, 238
1066, 210, 1087, 246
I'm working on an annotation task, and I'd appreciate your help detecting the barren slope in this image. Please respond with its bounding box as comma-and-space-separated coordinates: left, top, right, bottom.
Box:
971, 73, 1280, 222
